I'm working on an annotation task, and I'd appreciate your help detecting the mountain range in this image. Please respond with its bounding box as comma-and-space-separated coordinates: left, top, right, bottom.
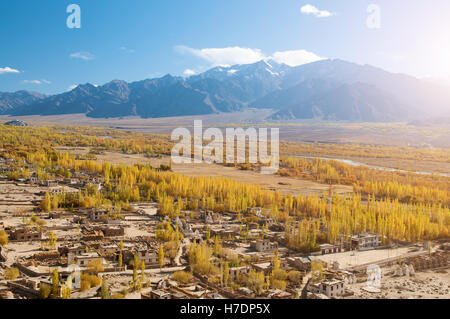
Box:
2, 59, 449, 122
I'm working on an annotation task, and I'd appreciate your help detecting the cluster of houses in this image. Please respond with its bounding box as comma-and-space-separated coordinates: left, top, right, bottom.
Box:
0, 158, 104, 195
0, 167, 390, 300
317, 233, 382, 256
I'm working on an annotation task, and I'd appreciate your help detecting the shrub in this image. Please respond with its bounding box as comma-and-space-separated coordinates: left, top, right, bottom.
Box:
0, 230, 8, 246
86, 259, 104, 274
39, 283, 52, 299
4, 267, 19, 280
272, 279, 286, 290
244, 270, 265, 295
287, 270, 302, 284
80, 273, 102, 290
272, 269, 287, 281
173, 271, 193, 284
80, 280, 91, 292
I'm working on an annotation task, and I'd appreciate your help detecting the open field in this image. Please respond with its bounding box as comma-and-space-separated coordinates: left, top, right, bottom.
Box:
0, 181, 45, 213
2, 113, 450, 148
54, 147, 352, 196
7, 114, 450, 175
348, 268, 450, 299
172, 161, 352, 196
0, 123, 448, 301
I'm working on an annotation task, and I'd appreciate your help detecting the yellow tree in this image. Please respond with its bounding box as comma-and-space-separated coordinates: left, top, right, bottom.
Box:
0, 230, 8, 246
51, 268, 59, 298
158, 244, 165, 269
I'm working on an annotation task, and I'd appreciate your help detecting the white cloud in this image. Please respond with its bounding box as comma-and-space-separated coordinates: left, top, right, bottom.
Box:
183, 69, 196, 76
0, 66, 20, 74
175, 45, 265, 67
70, 52, 95, 61
270, 50, 325, 66
23, 80, 42, 84
176, 45, 324, 68
23, 79, 51, 85
301, 4, 335, 18
119, 46, 135, 53
148, 72, 163, 79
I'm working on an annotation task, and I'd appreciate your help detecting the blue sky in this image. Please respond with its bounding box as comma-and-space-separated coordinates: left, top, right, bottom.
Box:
1, 0, 450, 94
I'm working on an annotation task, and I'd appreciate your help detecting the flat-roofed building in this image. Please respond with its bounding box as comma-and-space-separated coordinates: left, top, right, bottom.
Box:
142, 289, 171, 299
74, 252, 105, 267
137, 249, 159, 265
319, 243, 343, 255
250, 239, 278, 252
309, 280, 345, 298
11, 228, 42, 241
351, 232, 381, 250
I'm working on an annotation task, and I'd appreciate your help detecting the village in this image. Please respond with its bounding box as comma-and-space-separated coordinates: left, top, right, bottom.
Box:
0, 156, 448, 300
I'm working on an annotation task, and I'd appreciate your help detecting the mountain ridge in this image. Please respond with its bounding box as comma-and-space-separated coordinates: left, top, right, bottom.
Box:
2, 59, 449, 121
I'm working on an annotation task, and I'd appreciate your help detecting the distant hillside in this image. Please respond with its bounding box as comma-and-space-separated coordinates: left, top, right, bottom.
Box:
270, 82, 409, 122
0, 91, 46, 114
409, 117, 450, 127
2, 59, 449, 122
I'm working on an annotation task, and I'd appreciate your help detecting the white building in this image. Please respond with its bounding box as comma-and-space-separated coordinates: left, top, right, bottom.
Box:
309, 280, 345, 298
74, 253, 105, 267
250, 239, 278, 252
351, 232, 381, 250
137, 250, 159, 265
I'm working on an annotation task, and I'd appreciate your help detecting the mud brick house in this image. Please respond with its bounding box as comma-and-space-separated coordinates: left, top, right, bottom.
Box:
250, 239, 278, 252
142, 289, 171, 299
101, 225, 125, 237
10, 228, 42, 241
74, 252, 105, 267
137, 249, 159, 266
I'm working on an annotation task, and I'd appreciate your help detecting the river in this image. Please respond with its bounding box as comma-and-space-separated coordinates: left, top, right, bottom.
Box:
289, 155, 450, 178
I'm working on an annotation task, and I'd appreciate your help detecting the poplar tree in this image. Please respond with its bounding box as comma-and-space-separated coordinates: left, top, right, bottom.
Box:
51, 268, 59, 298
158, 244, 165, 269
